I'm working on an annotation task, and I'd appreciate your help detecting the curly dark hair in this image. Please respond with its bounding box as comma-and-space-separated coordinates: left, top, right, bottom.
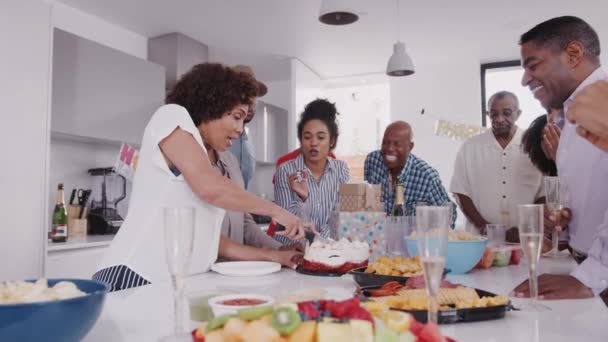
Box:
521, 114, 557, 176
520, 16, 600, 63
297, 99, 340, 150
165, 63, 258, 126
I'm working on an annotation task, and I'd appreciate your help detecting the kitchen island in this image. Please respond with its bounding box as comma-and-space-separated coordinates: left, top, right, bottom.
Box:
84, 257, 608, 341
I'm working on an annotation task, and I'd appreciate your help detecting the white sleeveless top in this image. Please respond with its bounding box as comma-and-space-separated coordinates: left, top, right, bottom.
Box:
97, 104, 225, 283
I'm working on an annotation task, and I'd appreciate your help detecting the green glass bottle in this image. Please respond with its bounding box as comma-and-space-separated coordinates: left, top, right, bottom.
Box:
51, 183, 68, 243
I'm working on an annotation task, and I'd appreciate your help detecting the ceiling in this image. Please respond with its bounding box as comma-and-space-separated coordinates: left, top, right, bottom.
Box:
55, 0, 608, 79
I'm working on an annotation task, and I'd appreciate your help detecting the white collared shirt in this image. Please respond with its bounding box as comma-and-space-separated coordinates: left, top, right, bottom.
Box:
450, 128, 544, 232
559, 67, 608, 294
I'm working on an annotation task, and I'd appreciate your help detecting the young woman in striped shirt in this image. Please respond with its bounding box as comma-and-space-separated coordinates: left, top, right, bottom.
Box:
273, 99, 349, 245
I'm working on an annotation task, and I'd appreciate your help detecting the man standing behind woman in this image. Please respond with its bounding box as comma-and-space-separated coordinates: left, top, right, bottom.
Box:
272, 99, 349, 244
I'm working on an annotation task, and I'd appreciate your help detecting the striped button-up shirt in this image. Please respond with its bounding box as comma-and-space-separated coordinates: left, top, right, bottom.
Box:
364, 151, 456, 224
274, 153, 349, 244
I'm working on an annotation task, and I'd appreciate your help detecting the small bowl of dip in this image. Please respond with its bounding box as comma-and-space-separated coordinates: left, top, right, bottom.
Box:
207, 293, 275, 317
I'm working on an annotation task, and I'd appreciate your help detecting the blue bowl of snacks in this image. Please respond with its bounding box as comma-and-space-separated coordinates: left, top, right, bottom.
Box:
406, 230, 487, 274
0, 278, 108, 342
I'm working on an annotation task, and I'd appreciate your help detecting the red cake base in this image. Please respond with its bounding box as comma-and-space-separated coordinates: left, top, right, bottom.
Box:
300, 259, 368, 274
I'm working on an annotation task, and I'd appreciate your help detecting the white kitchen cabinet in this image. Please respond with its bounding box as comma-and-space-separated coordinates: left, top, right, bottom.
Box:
51, 28, 165, 146
46, 236, 113, 279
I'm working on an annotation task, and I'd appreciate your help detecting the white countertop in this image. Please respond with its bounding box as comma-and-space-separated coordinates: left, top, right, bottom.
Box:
47, 235, 115, 252
84, 258, 608, 342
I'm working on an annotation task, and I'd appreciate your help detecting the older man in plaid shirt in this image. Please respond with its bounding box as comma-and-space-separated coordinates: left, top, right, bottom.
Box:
364, 121, 456, 225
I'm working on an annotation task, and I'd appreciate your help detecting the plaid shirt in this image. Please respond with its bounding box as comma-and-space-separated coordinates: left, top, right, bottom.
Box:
364, 151, 456, 224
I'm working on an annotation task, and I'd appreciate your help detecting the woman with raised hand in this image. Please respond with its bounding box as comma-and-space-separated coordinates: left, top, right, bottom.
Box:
272, 99, 349, 245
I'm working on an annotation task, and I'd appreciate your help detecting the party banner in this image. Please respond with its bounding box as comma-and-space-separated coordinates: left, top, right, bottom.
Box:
434, 119, 489, 141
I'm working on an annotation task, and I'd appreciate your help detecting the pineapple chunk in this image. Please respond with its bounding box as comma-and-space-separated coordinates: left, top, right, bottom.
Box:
241, 320, 281, 342
223, 318, 248, 337
317, 322, 352, 342
350, 320, 373, 342
288, 321, 317, 342
205, 330, 226, 342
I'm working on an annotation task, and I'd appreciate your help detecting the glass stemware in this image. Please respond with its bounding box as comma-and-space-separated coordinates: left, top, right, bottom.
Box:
415, 205, 450, 324
542, 177, 568, 258
159, 207, 195, 342
518, 204, 551, 311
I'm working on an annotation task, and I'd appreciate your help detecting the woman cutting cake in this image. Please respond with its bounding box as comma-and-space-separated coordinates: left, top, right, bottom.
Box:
94, 63, 315, 291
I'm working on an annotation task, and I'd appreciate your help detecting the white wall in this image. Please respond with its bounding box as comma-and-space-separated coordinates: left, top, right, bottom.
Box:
52, 1, 148, 59
48, 139, 132, 232
390, 56, 481, 192
0, 0, 52, 280
292, 59, 324, 149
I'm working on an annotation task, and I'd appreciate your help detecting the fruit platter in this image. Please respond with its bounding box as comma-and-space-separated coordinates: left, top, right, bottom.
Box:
192, 297, 455, 342
360, 279, 511, 324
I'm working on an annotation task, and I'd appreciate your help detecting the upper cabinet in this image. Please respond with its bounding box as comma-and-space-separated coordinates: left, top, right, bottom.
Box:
51, 29, 165, 145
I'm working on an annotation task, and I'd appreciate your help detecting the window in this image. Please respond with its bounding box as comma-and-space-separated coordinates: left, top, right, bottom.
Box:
481, 61, 546, 131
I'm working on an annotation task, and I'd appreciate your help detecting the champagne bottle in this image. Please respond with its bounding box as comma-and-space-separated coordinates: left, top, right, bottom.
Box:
391, 182, 405, 217
51, 183, 68, 243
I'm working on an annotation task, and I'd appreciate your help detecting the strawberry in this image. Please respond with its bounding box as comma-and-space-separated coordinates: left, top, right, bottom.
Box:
297, 301, 320, 320
317, 299, 333, 311
330, 298, 360, 319
346, 306, 374, 325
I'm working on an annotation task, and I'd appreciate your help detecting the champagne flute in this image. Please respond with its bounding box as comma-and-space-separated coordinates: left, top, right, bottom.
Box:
415, 205, 449, 324
159, 207, 195, 342
542, 177, 568, 258
517, 204, 550, 311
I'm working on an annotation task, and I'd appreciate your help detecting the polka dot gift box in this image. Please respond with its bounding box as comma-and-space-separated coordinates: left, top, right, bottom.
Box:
338, 211, 387, 260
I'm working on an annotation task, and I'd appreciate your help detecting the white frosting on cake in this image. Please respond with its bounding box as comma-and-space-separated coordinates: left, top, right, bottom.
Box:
304, 238, 370, 265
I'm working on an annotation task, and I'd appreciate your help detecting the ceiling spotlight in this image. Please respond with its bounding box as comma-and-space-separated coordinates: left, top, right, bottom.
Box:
319, 0, 359, 25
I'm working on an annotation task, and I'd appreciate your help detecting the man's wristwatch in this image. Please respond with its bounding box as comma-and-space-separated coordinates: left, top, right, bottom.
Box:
600, 288, 608, 307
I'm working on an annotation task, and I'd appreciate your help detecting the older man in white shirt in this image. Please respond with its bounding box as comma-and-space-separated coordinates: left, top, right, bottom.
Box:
450, 91, 544, 235
513, 16, 608, 300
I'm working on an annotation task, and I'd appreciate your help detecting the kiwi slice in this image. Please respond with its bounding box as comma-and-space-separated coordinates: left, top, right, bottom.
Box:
271, 307, 302, 335
237, 305, 274, 321
206, 314, 235, 332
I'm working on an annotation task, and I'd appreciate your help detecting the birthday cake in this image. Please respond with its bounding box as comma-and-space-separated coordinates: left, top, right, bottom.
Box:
301, 238, 370, 273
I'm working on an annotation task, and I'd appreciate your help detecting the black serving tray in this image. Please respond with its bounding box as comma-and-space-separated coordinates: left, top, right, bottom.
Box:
360, 286, 513, 324
349, 267, 450, 288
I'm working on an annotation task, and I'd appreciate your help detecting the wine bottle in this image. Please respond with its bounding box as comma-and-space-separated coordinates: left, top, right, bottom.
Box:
51, 183, 68, 243
391, 182, 405, 217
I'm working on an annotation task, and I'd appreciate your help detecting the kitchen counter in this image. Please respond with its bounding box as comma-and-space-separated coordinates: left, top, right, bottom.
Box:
84, 257, 608, 341
47, 235, 115, 252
